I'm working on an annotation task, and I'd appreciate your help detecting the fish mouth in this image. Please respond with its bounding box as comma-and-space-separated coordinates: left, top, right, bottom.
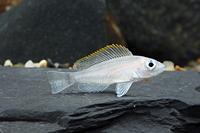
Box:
155, 63, 166, 75
163, 64, 166, 69
159, 62, 166, 70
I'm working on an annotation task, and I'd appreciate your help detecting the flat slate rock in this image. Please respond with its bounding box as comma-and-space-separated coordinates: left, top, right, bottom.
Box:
0, 0, 106, 64
0, 67, 200, 133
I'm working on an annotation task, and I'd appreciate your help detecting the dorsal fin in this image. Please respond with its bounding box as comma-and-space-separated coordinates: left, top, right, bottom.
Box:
73, 44, 133, 70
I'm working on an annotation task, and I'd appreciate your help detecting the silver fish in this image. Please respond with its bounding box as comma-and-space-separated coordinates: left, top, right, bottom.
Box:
47, 44, 165, 97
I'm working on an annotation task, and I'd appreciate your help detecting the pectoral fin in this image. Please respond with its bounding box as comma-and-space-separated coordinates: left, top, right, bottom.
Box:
78, 83, 110, 93
116, 81, 133, 97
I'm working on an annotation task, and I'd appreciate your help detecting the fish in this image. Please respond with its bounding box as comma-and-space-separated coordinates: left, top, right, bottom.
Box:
47, 44, 166, 97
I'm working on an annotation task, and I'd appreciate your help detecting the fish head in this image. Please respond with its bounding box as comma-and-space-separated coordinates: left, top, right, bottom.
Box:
135, 57, 166, 79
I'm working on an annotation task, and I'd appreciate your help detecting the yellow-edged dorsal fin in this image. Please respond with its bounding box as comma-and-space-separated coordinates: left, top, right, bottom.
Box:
73, 44, 133, 70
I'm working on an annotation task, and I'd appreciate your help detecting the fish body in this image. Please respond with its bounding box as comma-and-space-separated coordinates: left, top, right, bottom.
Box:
74, 56, 136, 84
47, 44, 165, 97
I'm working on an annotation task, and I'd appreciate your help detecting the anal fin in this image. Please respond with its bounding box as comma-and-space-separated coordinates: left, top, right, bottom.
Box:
78, 83, 110, 93
116, 81, 133, 97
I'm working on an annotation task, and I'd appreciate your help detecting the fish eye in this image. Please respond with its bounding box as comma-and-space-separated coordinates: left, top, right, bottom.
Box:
145, 59, 157, 70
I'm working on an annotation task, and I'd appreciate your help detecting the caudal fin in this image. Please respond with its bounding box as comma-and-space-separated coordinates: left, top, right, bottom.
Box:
47, 71, 75, 94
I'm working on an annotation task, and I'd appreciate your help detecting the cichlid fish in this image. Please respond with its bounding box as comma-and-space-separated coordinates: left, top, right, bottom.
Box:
47, 44, 165, 97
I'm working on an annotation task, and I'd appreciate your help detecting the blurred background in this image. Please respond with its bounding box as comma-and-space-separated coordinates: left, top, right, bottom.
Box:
0, 0, 200, 70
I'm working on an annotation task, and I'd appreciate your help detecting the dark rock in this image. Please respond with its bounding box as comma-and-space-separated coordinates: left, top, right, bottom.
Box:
106, 0, 200, 66
47, 58, 55, 68
0, 67, 200, 133
0, 0, 107, 64
57, 64, 69, 68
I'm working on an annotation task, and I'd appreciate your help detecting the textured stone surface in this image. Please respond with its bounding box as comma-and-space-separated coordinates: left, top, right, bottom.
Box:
106, 0, 200, 66
0, 0, 106, 65
0, 67, 200, 133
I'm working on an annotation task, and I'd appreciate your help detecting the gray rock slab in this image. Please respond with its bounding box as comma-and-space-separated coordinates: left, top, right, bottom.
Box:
0, 67, 200, 133
0, 0, 106, 64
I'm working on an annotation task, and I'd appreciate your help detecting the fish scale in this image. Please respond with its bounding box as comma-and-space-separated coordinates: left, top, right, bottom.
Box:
47, 44, 165, 97
73, 57, 135, 84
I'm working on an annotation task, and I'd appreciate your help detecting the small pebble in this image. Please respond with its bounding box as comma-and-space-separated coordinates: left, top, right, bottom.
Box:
39, 59, 47, 67
73, 64, 76, 69
54, 63, 59, 68
187, 60, 196, 67
64, 63, 70, 67
163, 61, 174, 71
194, 65, 200, 72
4, 59, 13, 67
184, 66, 194, 71
34, 63, 40, 68
196, 58, 200, 64
47, 58, 55, 68
175, 65, 186, 71
24, 60, 34, 68
14, 63, 24, 67
58, 63, 70, 68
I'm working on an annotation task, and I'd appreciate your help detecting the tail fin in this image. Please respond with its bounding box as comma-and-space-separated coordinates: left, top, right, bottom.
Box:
47, 71, 75, 94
